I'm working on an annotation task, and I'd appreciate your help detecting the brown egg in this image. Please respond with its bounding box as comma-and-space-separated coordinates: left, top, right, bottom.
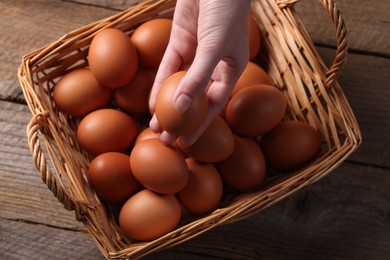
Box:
177, 158, 223, 215
130, 138, 189, 194
215, 136, 266, 192
77, 108, 138, 156
114, 68, 156, 115
134, 127, 159, 145
119, 189, 181, 241
155, 71, 208, 136
53, 68, 111, 117
177, 116, 235, 163
260, 120, 322, 170
232, 61, 274, 96
87, 152, 142, 203
131, 18, 172, 68
226, 84, 287, 137
89, 28, 138, 88
248, 15, 261, 60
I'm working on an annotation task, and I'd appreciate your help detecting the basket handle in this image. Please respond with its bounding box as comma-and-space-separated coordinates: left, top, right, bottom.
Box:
27, 112, 86, 221
281, 0, 349, 87
317, 0, 349, 88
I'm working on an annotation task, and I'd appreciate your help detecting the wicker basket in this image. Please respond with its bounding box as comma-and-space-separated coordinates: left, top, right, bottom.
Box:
18, 0, 361, 258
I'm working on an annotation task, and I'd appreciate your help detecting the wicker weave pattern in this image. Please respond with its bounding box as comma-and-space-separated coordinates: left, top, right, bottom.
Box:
18, 0, 361, 258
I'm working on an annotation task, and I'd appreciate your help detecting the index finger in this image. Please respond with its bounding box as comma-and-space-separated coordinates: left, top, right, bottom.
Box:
149, 47, 183, 113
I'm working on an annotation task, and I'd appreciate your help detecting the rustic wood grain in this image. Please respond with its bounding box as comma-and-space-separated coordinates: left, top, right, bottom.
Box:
0, 219, 103, 260
1, 0, 389, 259
67, 0, 142, 10
0, 101, 87, 231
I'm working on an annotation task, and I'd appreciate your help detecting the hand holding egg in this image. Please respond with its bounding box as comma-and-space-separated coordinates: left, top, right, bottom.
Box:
149, 0, 251, 146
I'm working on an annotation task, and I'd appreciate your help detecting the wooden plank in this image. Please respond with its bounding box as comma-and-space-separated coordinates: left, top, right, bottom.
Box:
0, 0, 118, 102
0, 0, 389, 259
316, 47, 390, 168
295, 0, 390, 56
0, 218, 103, 260
2, 162, 390, 259
68, 0, 142, 10
0, 101, 86, 230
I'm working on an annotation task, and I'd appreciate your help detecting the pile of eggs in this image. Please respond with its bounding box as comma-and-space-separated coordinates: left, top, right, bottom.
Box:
53, 16, 322, 241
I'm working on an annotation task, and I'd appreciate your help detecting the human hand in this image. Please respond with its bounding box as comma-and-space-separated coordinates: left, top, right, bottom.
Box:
149, 0, 251, 147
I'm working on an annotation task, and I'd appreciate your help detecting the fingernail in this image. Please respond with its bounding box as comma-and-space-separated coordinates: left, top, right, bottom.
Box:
149, 115, 161, 132
175, 94, 192, 113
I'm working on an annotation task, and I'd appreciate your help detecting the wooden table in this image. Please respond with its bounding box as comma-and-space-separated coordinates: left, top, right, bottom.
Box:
1, 0, 389, 259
